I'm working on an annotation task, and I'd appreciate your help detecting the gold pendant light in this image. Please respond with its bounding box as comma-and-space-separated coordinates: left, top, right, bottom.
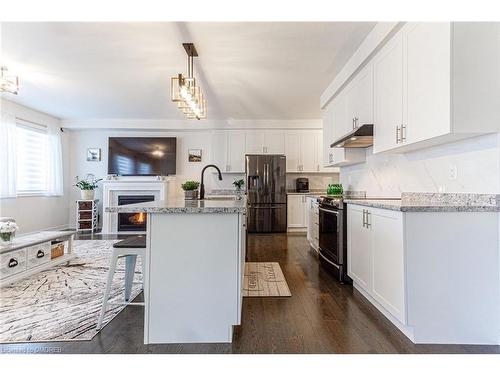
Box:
171, 43, 207, 120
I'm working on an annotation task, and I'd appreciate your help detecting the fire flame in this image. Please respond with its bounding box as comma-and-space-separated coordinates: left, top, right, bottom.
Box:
129, 212, 145, 224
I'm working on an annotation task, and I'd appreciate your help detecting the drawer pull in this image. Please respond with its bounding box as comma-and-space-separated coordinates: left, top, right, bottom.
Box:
37, 250, 45, 258
8, 258, 18, 268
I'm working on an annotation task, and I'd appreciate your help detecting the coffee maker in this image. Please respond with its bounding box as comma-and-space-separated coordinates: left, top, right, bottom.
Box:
295, 178, 309, 193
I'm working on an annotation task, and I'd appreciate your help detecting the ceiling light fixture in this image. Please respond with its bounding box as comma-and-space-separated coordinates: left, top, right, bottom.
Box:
0, 66, 19, 95
171, 43, 207, 120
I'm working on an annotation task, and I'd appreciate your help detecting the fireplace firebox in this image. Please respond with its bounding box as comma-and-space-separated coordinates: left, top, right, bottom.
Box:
118, 195, 155, 232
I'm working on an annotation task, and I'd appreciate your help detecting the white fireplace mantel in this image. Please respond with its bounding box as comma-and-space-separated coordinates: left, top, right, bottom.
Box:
102, 177, 172, 234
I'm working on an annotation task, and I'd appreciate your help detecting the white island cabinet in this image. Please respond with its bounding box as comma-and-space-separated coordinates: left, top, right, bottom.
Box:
107, 198, 246, 344
346, 202, 500, 345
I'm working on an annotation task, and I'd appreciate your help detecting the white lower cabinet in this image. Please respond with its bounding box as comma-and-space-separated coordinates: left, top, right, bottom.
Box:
347, 204, 406, 324
306, 197, 319, 250
347, 205, 372, 291
369, 209, 405, 323
287, 194, 307, 231
346, 203, 500, 345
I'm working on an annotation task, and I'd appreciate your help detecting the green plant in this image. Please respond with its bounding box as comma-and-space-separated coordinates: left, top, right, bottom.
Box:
74, 176, 102, 190
181, 181, 200, 191
233, 179, 245, 190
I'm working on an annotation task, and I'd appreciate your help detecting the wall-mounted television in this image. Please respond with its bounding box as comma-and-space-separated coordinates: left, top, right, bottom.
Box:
108, 137, 177, 176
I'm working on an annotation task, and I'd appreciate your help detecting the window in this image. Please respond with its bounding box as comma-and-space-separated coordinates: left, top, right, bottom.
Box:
0, 113, 63, 198
15, 123, 49, 194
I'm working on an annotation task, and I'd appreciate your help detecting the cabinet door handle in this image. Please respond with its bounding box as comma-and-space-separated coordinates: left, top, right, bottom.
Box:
8, 258, 18, 268
36, 250, 45, 258
401, 124, 406, 142
352, 118, 355, 130
362, 210, 366, 227
396, 126, 400, 144
354, 117, 359, 128
366, 211, 371, 228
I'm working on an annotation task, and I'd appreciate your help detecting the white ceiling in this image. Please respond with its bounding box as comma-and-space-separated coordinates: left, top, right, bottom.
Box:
1, 22, 375, 120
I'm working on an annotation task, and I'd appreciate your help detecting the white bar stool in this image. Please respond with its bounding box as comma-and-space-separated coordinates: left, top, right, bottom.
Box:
96, 235, 147, 331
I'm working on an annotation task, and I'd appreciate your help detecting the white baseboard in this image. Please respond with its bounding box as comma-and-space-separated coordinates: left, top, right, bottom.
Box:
353, 282, 415, 342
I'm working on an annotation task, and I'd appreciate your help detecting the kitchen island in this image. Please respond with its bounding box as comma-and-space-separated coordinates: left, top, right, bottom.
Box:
107, 197, 246, 344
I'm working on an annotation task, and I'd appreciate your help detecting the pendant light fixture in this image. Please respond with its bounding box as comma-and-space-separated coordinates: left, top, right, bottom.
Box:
0, 66, 19, 95
171, 43, 207, 120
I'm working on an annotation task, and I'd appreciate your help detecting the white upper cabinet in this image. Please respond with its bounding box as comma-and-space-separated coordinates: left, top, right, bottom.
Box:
322, 103, 335, 167
299, 133, 316, 172
227, 132, 246, 173
284, 131, 328, 172
245, 131, 285, 154
285, 133, 301, 172
346, 63, 374, 129
324, 22, 500, 157
373, 22, 499, 154
245, 132, 265, 154
212, 131, 246, 173
373, 31, 404, 154
403, 22, 451, 144
215, 129, 335, 173
328, 90, 366, 167
263, 132, 285, 154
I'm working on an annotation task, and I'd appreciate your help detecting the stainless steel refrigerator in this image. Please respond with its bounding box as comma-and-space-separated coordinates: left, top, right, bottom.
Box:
246, 154, 287, 233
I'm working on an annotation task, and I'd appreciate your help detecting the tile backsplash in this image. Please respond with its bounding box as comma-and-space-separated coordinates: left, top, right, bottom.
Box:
286, 173, 339, 192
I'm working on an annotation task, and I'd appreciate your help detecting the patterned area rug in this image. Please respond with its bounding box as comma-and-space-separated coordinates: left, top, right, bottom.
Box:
243, 262, 291, 297
0, 240, 142, 343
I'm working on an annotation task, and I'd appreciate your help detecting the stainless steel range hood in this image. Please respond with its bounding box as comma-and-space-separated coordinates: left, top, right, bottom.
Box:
330, 124, 373, 148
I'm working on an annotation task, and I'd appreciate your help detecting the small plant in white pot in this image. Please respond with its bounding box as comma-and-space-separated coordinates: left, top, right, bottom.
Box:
75, 176, 102, 200
181, 181, 200, 200
233, 179, 245, 200
0, 221, 19, 245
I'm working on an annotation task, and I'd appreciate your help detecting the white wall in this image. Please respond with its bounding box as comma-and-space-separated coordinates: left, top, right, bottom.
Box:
67, 128, 246, 224
340, 134, 500, 197
0, 99, 71, 234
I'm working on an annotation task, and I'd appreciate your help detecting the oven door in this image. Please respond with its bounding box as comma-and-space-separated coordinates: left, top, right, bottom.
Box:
318, 205, 341, 266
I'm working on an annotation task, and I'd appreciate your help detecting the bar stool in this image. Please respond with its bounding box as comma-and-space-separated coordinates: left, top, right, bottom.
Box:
96, 235, 147, 331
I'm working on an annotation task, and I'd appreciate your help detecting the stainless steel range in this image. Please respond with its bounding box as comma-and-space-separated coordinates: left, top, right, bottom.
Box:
318, 195, 350, 284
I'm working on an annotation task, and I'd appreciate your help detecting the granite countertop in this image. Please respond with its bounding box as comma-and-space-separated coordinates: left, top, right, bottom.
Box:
287, 190, 325, 196
344, 193, 500, 212
106, 197, 247, 214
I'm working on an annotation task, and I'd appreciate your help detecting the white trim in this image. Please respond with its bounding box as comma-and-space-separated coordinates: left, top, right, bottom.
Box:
353, 281, 415, 342
61, 119, 323, 131
101, 179, 169, 234
320, 22, 402, 109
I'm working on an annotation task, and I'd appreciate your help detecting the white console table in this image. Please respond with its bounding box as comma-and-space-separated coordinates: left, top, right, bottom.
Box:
0, 230, 76, 286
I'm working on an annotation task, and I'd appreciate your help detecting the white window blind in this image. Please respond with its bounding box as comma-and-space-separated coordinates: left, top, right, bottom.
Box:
15, 122, 49, 194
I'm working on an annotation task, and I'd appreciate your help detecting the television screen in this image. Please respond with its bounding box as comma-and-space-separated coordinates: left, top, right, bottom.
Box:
108, 137, 177, 176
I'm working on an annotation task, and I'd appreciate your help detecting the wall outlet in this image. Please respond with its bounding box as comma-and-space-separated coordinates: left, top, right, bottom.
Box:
449, 165, 458, 180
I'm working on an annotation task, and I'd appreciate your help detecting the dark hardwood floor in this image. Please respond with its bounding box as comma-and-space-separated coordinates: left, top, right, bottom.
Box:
1, 233, 499, 354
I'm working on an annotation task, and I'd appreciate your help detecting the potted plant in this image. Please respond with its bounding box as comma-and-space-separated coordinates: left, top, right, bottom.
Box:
0, 221, 19, 245
75, 175, 102, 200
181, 181, 200, 200
233, 179, 245, 200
